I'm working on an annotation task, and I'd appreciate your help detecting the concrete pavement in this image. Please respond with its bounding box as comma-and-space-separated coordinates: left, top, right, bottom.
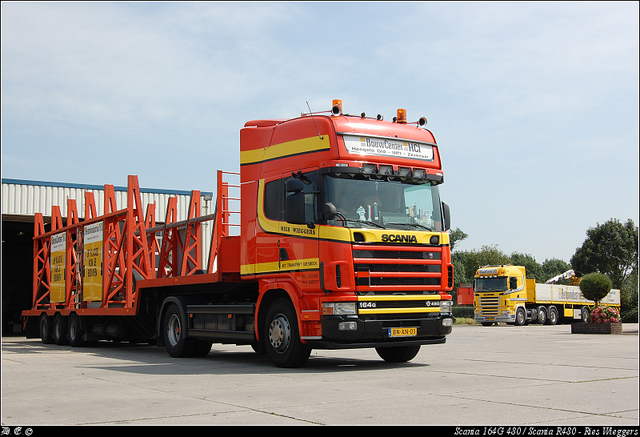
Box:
2, 323, 638, 426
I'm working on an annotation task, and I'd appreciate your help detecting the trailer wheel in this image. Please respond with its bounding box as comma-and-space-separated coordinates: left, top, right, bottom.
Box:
53, 314, 69, 345
547, 306, 559, 325
376, 345, 421, 363
264, 298, 310, 368
163, 303, 197, 358
580, 306, 590, 323
537, 306, 547, 325
39, 314, 54, 344
68, 313, 86, 347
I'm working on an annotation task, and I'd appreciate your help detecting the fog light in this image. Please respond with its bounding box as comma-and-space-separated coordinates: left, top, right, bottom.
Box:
338, 321, 358, 331
442, 318, 453, 327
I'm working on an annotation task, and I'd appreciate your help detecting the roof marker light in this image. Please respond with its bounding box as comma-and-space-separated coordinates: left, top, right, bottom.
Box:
332, 99, 343, 116
397, 108, 407, 124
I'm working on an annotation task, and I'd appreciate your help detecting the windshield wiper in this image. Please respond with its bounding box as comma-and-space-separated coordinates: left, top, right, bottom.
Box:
351, 219, 385, 229
387, 222, 433, 231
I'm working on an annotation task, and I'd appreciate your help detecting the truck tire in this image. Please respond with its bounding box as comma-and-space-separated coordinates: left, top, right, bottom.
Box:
515, 308, 526, 326
39, 313, 54, 344
264, 298, 310, 368
547, 306, 559, 325
53, 314, 69, 345
375, 345, 421, 363
163, 303, 198, 358
192, 340, 212, 357
68, 313, 86, 347
537, 306, 547, 325
580, 306, 590, 323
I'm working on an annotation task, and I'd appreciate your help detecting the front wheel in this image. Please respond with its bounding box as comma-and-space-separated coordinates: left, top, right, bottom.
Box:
264, 298, 310, 368
514, 308, 526, 326
375, 345, 421, 363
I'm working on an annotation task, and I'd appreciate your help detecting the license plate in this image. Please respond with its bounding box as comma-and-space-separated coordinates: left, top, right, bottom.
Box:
388, 327, 417, 337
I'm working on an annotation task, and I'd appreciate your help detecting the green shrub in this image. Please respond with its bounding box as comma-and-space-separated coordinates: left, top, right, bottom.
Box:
579, 273, 612, 305
453, 306, 475, 318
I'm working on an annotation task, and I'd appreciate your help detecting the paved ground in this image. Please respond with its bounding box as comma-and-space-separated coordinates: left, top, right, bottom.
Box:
1, 323, 638, 426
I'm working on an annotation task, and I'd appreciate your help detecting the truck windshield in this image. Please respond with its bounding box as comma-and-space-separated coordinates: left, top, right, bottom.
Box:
474, 277, 508, 292
324, 173, 443, 230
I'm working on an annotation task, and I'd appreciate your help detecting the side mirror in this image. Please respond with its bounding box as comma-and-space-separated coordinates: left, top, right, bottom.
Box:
442, 202, 451, 231
285, 178, 304, 193
323, 202, 337, 221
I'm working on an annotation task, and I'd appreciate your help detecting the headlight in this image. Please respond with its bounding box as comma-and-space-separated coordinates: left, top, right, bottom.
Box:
322, 302, 357, 315
440, 300, 453, 313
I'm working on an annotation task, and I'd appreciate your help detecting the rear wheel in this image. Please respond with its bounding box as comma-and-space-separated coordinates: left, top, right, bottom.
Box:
264, 298, 310, 368
68, 313, 86, 347
580, 306, 590, 323
537, 306, 547, 325
39, 314, 54, 344
53, 314, 69, 345
547, 306, 559, 325
163, 303, 197, 357
375, 345, 421, 363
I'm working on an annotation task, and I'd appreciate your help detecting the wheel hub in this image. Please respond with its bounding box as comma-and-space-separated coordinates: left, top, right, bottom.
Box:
167, 314, 181, 347
268, 314, 291, 353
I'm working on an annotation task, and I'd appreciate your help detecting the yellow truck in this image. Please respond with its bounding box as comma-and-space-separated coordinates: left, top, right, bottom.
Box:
473, 265, 620, 326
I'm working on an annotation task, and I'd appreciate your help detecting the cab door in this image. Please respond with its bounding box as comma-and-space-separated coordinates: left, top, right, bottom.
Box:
279, 168, 320, 291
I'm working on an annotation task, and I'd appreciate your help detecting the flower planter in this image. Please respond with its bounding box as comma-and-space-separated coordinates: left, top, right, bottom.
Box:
571, 322, 622, 334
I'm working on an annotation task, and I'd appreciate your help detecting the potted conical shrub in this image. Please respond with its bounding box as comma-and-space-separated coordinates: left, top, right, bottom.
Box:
572, 273, 622, 334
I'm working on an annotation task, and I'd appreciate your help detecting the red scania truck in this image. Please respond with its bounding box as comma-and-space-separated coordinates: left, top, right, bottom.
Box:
22, 100, 454, 367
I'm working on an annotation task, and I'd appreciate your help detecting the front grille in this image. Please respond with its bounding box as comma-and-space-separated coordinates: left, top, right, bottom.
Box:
353, 245, 443, 293
354, 250, 441, 260
357, 277, 440, 286
358, 264, 441, 273
478, 295, 501, 316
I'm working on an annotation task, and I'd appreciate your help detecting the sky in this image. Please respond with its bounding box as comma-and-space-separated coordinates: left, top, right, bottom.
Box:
2, 2, 638, 264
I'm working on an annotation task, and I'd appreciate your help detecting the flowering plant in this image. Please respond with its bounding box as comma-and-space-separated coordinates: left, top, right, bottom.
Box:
590, 306, 621, 324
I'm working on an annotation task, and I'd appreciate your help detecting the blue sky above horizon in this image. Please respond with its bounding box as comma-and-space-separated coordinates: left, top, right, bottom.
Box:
2, 2, 638, 264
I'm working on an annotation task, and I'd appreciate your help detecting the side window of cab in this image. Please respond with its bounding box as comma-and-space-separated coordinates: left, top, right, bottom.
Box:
264, 179, 284, 221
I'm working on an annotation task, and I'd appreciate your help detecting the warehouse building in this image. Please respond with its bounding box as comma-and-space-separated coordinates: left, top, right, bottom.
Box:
1, 177, 214, 336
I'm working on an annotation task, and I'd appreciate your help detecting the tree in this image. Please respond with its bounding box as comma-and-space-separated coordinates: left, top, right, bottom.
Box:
571, 219, 638, 289
541, 258, 572, 283
449, 228, 468, 251
510, 252, 542, 281
579, 272, 612, 306
453, 245, 512, 286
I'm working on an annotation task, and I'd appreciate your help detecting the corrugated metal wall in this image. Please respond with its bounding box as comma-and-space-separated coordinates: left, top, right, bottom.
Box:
2, 178, 215, 266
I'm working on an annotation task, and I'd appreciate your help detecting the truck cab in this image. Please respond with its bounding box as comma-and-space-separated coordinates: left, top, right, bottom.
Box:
473, 265, 536, 326
239, 101, 454, 365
